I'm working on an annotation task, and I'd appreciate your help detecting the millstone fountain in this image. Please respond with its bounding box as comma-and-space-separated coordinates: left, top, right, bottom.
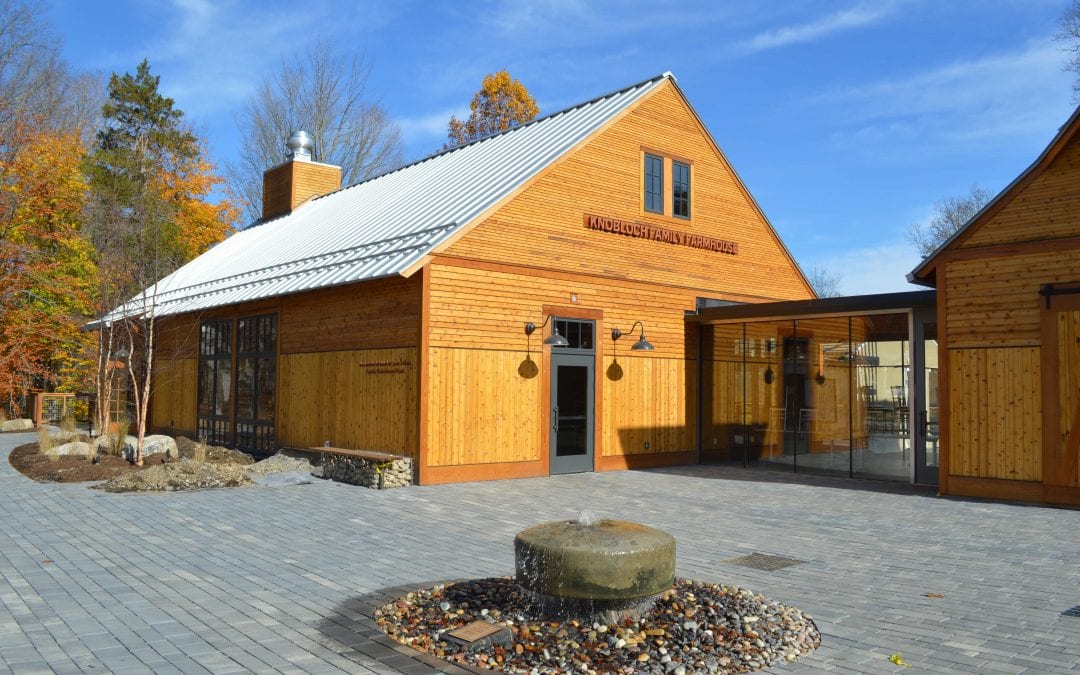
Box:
375, 514, 821, 673
514, 517, 676, 621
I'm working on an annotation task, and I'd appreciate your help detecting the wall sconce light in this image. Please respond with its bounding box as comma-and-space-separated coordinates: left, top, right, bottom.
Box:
611, 321, 655, 351
524, 315, 569, 347
764, 367, 774, 384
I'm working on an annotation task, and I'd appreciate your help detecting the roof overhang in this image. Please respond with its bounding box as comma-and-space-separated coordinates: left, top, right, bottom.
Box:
689, 290, 936, 325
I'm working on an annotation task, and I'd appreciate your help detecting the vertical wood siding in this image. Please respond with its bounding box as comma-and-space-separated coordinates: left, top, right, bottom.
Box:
947, 347, 1041, 481
277, 347, 418, 457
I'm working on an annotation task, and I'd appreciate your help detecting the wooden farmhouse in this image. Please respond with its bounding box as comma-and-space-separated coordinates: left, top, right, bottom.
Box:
113, 67, 1077, 504
909, 105, 1080, 506
124, 73, 815, 484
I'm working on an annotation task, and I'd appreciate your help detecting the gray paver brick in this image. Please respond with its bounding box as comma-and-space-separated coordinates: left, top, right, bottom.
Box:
0, 432, 1077, 674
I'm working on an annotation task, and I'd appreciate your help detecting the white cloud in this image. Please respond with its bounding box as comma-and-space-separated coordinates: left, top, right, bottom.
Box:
396, 107, 467, 145
734, 3, 897, 54
811, 241, 925, 295
811, 40, 1073, 148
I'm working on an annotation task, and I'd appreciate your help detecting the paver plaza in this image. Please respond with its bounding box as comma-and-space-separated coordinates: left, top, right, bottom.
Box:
0, 432, 1077, 674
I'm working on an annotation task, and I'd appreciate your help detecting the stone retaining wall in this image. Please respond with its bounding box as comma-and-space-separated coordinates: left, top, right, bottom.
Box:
321, 453, 413, 489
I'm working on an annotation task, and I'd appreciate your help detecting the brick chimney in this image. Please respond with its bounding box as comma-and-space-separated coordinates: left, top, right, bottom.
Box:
261, 131, 342, 220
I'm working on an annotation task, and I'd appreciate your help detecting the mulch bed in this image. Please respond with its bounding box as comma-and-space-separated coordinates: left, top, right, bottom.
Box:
8, 442, 161, 482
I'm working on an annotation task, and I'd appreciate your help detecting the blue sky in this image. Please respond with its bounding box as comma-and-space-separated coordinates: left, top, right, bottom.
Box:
46, 0, 1077, 294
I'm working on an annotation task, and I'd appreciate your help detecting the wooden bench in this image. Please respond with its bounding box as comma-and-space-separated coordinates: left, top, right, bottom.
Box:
308, 446, 414, 489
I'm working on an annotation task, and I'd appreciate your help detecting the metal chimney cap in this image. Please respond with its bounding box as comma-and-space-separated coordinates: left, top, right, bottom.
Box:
286, 130, 315, 161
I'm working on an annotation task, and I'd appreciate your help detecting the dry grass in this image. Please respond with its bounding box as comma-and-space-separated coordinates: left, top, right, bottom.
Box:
38, 428, 59, 462
60, 413, 77, 434
0, 409, 7, 422
192, 442, 208, 463
106, 433, 126, 458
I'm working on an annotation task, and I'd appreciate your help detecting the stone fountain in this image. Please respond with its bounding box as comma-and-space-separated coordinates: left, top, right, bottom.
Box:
514, 516, 676, 621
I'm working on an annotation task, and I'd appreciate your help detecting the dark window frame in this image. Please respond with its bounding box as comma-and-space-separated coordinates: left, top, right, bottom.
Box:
197, 319, 232, 446
644, 153, 664, 214
673, 160, 690, 219
553, 319, 596, 353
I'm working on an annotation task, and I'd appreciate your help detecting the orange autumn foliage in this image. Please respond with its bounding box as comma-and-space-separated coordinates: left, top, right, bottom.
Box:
0, 128, 96, 411
446, 70, 539, 149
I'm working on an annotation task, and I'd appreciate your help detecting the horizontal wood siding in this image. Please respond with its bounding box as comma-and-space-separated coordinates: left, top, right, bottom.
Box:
277, 347, 418, 457
280, 276, 420, 354
149, 358, 197, 433
943, 247, 1080, 347
442, 81, 812, 303
947, 347, 1041, 481
426, 347, 540, 467
961, 138, 1080, 248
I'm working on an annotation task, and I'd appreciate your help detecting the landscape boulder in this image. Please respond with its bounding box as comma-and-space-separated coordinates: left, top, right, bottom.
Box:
1, 419, 34, 432
53, 441, 92, 457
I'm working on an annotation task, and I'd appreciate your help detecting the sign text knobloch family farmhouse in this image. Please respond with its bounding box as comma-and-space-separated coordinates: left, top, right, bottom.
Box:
584, 214, 739, 255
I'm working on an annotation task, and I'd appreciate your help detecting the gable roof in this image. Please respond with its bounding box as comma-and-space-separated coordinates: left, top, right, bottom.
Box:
102, 73, 672, 322
908, 105, 1080, 286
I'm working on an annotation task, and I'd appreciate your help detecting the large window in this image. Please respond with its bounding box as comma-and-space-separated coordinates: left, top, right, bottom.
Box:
672, 161, 690, 219
234, 314, 277, 454
197, 320, 232, 445
196, 314, 278, 454
644, 153, 663, 214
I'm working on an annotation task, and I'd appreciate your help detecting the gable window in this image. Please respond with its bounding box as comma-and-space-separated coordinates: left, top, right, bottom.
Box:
644, 153, 663, 214
673, 161, 690, 219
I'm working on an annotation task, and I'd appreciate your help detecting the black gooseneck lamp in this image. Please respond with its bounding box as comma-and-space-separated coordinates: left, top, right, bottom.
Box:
611, 321, 655, 352
524, 315, 569, 347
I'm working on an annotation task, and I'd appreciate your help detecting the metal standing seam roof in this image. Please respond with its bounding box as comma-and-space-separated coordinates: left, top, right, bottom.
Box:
101, 73, 672, 323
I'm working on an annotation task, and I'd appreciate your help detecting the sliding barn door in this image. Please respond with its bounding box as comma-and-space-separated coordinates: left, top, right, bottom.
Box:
1043, 292, 1080, 490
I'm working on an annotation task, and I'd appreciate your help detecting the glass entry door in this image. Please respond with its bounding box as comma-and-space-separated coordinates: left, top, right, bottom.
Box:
550, 351, 595, 474
912, 310, 939, 486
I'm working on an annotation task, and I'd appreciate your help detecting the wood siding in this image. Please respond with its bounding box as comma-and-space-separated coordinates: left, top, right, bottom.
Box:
262, 160, 341, 220
279, 276, 421, 354
947, 347, 1041, 481
441, 81, 812, 303
277, 347, 418, 457
961, 137, 1080, 248
149, 358, 197, 433
424, 261, 699, 475
149, 277, 421, 450
943, 248, 1080, 348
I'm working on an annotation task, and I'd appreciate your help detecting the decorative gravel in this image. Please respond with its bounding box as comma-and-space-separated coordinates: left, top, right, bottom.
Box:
376, 577, 819, 674
247, 451, 312, 477
91, 462, 252, 492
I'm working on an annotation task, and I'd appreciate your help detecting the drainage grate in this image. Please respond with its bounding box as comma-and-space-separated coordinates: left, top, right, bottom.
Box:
1063, 606, 1080, 618
722, 552, 804, 572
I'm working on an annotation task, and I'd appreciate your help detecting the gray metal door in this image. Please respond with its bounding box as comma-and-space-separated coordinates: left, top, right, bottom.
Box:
550, 351, 595, 474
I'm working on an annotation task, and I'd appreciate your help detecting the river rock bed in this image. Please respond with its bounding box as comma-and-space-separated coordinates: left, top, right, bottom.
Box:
376, 577, 819, 674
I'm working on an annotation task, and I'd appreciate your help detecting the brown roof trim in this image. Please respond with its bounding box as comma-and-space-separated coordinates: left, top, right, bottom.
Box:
908, 105, 1080, 285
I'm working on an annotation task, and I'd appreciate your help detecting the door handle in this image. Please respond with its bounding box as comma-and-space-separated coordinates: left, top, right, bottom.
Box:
552, 407, 559, 432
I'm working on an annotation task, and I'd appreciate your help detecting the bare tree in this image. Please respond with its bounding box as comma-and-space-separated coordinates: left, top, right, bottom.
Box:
1060, 0, 1080, 101
0, 1, 101, 161
229, 40, 404, 223
907, 185, 992, 258
806, 264, 842, 298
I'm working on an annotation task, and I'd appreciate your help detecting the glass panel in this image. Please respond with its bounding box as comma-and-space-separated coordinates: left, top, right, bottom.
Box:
852, 313, 910, 481
235, 358, 255, 419
744, 320, 788, 469
556, 365, 588, 457
645, 154, 663, 213
792, 317, 852, 477
923, 322, 940, 473
673, 161, 689, 218
552, 319, 594, 351
214, 363, 231, 417
700, 323, 746, 462
257, 357, 275, 420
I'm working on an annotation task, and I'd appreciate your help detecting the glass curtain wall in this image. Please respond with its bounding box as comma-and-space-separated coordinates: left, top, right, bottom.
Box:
702, 313, 913, 481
